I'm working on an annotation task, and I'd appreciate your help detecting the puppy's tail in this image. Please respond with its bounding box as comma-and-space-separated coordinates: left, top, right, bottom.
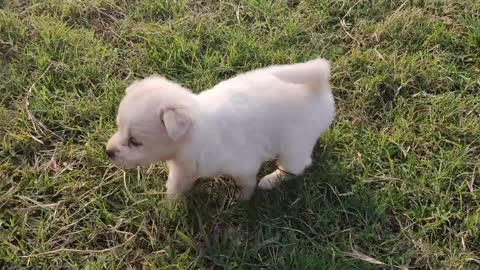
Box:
270, 58, 330, 94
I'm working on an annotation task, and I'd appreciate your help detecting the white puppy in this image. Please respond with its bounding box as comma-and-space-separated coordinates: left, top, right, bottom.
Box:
106, 58, 335, 200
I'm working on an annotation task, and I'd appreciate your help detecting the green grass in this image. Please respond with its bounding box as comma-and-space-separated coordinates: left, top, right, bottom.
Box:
1, 0, 479, 268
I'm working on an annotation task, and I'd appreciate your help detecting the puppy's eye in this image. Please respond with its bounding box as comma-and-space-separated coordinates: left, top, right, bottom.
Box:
128, 136, 142, 147
160, 113, 165, 126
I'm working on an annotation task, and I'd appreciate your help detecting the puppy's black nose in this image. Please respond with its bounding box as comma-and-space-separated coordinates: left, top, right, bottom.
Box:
105, 149, 115, 159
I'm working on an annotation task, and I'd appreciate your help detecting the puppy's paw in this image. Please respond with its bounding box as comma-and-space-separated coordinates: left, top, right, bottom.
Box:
258, 176, 277, 190
165, 193, 182, 209
259, 169, 296, 190
235, 186, 255, 201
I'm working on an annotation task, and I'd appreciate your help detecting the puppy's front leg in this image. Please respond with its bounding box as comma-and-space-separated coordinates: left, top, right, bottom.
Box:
165, 160, 197, 202
234, 174, 257, 200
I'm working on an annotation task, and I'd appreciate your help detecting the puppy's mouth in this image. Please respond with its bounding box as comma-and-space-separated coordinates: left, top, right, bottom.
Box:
115, 164, 137, 170
109, 158, 139, 170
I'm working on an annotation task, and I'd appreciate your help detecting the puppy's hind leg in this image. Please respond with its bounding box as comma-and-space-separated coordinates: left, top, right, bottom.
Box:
258, 150, 312, 190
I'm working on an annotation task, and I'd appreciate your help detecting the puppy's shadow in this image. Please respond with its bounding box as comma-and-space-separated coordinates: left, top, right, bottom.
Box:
179, 140, 383, 267
183, 141, 353, 214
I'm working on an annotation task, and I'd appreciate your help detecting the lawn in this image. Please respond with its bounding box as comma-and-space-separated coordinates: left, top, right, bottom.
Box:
1, 0, 479, 269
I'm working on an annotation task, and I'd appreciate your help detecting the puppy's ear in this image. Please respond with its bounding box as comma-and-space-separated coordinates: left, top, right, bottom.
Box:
162, 108, 191, 141
125, 80, 140, 94
125, 76, 167, 94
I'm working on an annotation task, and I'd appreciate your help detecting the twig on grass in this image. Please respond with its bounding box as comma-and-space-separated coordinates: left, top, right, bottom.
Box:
24, 63, 61, 143
20, 233, 135, 258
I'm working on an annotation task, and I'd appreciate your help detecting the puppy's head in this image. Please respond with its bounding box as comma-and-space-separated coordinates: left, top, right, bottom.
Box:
106, 76, 195, 168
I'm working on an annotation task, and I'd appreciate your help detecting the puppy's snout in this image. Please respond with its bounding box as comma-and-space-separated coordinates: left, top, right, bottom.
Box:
105, 148, 117, 159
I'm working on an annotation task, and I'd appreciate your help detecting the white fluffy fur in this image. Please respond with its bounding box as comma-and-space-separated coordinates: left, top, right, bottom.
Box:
106, 58, 335, 200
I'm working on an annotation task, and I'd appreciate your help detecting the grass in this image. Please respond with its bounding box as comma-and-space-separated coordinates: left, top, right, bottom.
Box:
0, 0, 479, 268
